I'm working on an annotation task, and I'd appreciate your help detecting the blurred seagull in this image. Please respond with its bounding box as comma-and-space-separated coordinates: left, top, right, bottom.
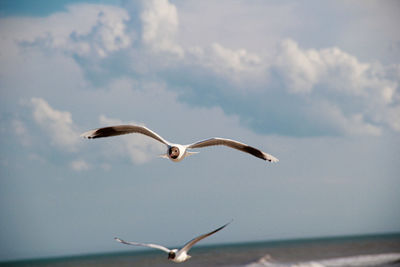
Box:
81, 124, 279, 163
114, 221, 231, 263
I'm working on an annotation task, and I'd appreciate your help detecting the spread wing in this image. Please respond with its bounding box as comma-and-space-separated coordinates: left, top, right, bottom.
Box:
179, 221, 231, 254
81, 125, 169, 146
114, 237, 171, 253
187, 138, 278, 162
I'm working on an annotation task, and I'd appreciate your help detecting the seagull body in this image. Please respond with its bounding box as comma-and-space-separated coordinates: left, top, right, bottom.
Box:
114, 221, 231, 263
81, 124, 279, 163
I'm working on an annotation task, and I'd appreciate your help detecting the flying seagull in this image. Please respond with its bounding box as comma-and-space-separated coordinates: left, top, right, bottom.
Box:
114, 221, 231, 263
81, 124, 279, 163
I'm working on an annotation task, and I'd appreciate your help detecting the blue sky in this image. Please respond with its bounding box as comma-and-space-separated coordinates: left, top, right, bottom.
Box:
0, 0, 399, 261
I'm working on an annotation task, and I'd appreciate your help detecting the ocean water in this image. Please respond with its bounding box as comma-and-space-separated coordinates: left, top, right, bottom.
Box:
2, 234, 400, 267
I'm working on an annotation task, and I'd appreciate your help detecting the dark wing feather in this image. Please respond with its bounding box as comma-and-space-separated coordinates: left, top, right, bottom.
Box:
81, 125, 169, 145
179, 221, 231, 254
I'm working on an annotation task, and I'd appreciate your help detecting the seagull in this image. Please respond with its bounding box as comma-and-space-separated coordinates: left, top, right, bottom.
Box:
114, 221, 231, 263
81, 124, 279, 163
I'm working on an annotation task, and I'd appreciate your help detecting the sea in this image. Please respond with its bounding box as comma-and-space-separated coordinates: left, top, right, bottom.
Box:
2, 234, 400, 267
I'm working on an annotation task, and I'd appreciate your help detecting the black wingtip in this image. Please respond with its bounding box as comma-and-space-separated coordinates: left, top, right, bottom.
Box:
242, 146, 267, 161
217, 220, 233, 232
225, 219, 233, 227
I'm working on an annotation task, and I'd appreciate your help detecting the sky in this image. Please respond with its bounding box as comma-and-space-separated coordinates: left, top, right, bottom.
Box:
0, 0, 399, 262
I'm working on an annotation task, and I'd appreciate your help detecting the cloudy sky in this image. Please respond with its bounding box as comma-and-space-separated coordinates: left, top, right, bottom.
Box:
0, 0, 399, 261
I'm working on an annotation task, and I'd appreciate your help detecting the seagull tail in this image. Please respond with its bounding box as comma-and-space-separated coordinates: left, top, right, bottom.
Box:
186, 151, 199, 157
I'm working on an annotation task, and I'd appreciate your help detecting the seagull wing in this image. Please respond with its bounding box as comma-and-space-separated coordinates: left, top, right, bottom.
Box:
187, 138, 279, 162
114, 237, 171, 253
81, 125, 169, 145
179, 221, 231, 254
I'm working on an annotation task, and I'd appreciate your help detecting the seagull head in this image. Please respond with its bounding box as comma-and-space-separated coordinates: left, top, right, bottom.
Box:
168, 250, 177, 260
168, 146, 180, 159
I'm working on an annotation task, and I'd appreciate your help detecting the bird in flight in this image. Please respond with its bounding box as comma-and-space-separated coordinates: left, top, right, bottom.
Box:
114, 221, 231, 263
81, 124, 279, 163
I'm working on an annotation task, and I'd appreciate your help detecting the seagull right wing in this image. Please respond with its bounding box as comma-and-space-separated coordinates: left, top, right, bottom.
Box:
179, 221, 231, 254
114, 237, 171, 253
188, 137, 279, 162
81, 124, 170, 146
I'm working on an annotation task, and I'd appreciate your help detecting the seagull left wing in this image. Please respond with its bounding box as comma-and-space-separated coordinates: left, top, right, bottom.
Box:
179, 221, 231, 254
81, 125, 169, 145
188, 138, 278, 162
114, 237, 171, 253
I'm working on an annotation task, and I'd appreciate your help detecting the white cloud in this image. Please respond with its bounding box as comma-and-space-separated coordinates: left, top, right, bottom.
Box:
275, 39, 399, 100
274, 39, 400, 135
70, 159, 90, 171
180, 37, 400, 135
275, 39, 379, 95
140, 0, 183, 57
31, 97, 80, 151
12, 119, 31, 147
314, 102, 382, 136
275, 39, 322, 93
0, 4, 131, 58
373, 105, 400, 133
210, 43, 262, 73
189, 43, 265, 81
2, 2, 398, 138
180, 37, 399, 135
177, 42, 271, 89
